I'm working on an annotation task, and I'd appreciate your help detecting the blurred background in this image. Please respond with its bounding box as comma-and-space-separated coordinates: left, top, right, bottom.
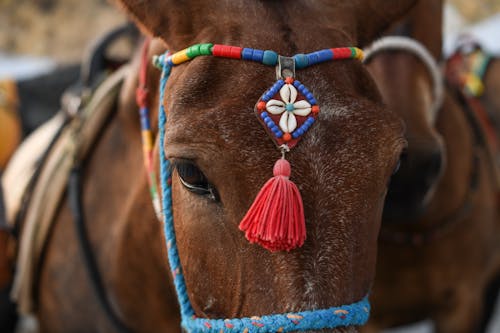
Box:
0, 0, 499, 63
0, 0, 499, 332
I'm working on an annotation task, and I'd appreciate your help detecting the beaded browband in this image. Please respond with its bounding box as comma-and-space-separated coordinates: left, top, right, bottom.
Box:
140, 42, 370, 332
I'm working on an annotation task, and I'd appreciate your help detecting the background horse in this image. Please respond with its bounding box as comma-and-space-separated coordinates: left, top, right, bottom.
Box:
363, 0, 500, 332
2, 0, 417, 332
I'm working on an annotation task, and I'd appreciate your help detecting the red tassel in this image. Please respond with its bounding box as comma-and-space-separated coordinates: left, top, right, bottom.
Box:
239, 159, 306, 252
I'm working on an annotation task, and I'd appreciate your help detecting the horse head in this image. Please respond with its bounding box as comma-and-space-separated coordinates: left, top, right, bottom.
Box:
365, 0, 446, 223
115, 1, 414, 331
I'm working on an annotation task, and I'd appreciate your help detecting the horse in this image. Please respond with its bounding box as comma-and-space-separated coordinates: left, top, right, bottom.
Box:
362, 0, 500, 332
1, 0, 417, 332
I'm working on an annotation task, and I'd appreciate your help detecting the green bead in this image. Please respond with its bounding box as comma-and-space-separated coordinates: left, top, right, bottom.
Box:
186, 43, 213, 58
186, 44, 200, 58
349, 47, 357, 59
152, 55, 163, 69
262, 50, 278, 66
293, 54, 308, 69
199, 43, 213, 55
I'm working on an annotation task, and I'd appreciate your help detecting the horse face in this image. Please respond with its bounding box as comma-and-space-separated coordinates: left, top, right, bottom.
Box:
367, 52, 445, 223
164, 57, 405, 317
117, 0, 414, 329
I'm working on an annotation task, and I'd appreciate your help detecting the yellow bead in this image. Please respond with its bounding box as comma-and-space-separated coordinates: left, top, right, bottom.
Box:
464, 74, 484, 97
354, 48, 364, 61
142, 131, 154, 151
171, 49, 190, 65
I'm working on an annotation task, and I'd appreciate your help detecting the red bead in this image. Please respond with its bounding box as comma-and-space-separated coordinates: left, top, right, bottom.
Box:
332, 47, 351, 59
257, 101, 266, 111
285, 77, 294, 84
312, 105, 320, 114
212, 44, 243, 59
283, 133, 292, 142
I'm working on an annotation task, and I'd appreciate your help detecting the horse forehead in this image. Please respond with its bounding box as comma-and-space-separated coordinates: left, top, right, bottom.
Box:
165, 56, 402, 158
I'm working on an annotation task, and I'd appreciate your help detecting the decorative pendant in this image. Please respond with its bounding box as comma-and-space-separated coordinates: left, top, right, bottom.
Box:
255, 77, 319, 149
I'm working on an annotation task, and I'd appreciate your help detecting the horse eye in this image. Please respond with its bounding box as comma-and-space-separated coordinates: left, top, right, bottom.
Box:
392, 149, 406, 176
175, 161, 219, 201
392, 159, 401, 175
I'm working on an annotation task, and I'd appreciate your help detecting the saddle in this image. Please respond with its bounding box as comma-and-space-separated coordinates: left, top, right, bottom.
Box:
0, 23, 138, 317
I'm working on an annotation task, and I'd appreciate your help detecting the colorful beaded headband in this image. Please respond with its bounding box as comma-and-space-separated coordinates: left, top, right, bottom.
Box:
146, 42, 370, 333
154, 43, 364, 252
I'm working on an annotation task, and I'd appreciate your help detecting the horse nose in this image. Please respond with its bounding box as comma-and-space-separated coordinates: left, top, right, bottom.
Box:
415, 146, 444, 185
383, 141, 445, 222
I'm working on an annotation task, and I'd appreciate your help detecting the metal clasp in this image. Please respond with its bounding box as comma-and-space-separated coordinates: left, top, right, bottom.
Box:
276, 56, 295, 80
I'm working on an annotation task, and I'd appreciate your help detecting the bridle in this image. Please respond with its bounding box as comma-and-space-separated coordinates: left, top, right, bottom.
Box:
151, 43, 371, 332
363, 36, 445, 124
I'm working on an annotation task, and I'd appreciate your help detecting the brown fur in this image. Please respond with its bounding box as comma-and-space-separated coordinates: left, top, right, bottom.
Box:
483, 58, 500, 138
33, 1, 418, 332
363, 1, 500, 332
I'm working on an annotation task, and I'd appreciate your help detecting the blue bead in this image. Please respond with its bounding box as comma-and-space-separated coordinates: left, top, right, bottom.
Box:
275, 132, 283, 138
139, 107, 148, 117
292, 132, 300, 139
252, 49, 264, 62
242, 48, 264, 62
260, 112, 268, 118
293, 54, 308, 69
241, 48, 254, 61
266, 120, 274, 127
285, 103, 294, 112
307, 53, 320, 66
265, 92, 274, 100
272, 127, 281, 134
262, 50, 278, 66
307, 117, 315, 124
306, 93, 314, 100
140, 116, 150, 130
299, 84, 305, 91
293, 80, 301, 88
263, 92, 275, 101
309, 98, 317, 105
167, 57, 174, 67
307, 49, 333, 65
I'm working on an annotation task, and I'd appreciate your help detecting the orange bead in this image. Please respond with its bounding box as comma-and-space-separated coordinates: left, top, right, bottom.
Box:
283, 133, 292, 141
257, 101, 266, 111
285, 77, 294, 84
312, 105, 320, 114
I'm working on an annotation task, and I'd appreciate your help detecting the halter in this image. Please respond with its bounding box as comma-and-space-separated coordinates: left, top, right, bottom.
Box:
363, 36, 444, 124
139, 42, 371, 332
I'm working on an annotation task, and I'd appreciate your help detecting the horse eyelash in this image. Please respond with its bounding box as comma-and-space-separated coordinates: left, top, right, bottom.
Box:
168, 159, 220, 202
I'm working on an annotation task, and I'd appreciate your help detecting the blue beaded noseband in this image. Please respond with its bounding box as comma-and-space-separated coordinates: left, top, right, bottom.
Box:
153, 43, 370, 333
